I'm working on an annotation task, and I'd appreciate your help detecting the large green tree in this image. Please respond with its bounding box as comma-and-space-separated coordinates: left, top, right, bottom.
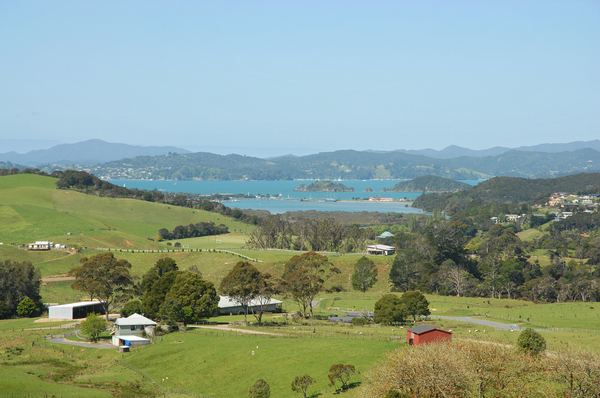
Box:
220, 261, 262, 323
351, 256, 378, 293
283, 251, 340, 318
166, 271, 219, 321
143, 271, 181, 319
0, 260, 42, 319
140, 257, 179, 295
400, 290, 430, 321
374, 294, 407, 325
80, 312, 107, 342
70, 253, 133, 320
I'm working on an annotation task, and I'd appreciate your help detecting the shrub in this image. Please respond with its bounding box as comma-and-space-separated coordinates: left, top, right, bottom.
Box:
80, 313, 107, 342
517, 328, 546, 355
248, 378, 270, 398
352, 317, 368, 326
120, 299, 144, 318
16, 297, 38, 317
374, 294, 407, 324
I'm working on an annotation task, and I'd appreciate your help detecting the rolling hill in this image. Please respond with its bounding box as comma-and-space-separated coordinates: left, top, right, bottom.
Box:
382, 175, 471, 192
0, 174, 251, 250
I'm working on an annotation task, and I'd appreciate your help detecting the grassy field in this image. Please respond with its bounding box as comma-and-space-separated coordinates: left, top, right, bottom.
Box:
0, 174, 253, 250
124, 328, 395, 398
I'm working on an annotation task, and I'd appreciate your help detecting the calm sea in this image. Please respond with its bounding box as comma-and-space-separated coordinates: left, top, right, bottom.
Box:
108, 179, 485, 214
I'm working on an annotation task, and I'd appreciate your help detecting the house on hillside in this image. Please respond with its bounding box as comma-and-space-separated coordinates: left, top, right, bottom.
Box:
112, 313, 157, 347
376, 231, 394, 239
407, 324, 452, 346
28, 241, 53, 250
48, 301, 106, 320
366, 244, 395, 255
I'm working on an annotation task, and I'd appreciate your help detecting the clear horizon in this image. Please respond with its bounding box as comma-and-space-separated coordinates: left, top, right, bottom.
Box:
2, 1, 599, 158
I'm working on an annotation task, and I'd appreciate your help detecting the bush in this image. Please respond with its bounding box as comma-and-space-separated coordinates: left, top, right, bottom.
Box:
517, 328, 546, 355
80, 313, 107, 342
120, 299, 144, 318
248, 378, 270, 398
16, 297, 38, 317
374, 294, 407, 324
352, 317, 368, 326
328, 364, 357, 391
291, 374, 316, 398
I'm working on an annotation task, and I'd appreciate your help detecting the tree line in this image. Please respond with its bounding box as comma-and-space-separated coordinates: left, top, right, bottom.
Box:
158, 222, 229, 241
0, 260, 43, 319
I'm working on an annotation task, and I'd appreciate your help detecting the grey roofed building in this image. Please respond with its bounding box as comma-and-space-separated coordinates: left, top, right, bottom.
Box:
218, 295, 283, 315
114, 313, 157, 336
48, 301, 106, 320
366, 244, 396, 255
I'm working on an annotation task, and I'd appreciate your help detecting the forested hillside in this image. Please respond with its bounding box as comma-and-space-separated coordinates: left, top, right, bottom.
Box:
413, 173, 600, 212
383, 175, 471, 192
81, 148, 600, 181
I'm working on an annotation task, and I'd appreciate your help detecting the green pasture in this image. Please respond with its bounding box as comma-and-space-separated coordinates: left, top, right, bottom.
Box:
0, 174, 254, 251
124, 329, 396, 398
0, 317, 77, 332
517, 228, 546, 241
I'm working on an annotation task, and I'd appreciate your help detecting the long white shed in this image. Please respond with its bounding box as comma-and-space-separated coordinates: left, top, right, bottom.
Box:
48, 301, 106, 320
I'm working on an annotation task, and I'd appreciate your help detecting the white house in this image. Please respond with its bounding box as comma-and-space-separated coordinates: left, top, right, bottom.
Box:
112, 313, 157, 347
28, 241, 53, 250
366, 244, 396, 255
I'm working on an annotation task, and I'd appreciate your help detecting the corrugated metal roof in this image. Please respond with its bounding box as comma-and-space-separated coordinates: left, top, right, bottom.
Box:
218, 295, 283, 309
407, 324, 438, 334
116, 335, 150, 342
47, 301, 105, 309
115, 313, 157, 326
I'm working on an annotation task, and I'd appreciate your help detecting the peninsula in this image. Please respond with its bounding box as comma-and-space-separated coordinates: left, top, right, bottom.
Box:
383, 175, 471, 192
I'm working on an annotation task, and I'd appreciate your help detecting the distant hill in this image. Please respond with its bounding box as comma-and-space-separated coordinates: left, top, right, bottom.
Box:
0, 161, 28, 171
383, 175, 471, 192
86, 147, 600, 181
0, 139, 190, 166
294, 181, 354, 192
394, 140, 600, 159
412, 173, 600, 213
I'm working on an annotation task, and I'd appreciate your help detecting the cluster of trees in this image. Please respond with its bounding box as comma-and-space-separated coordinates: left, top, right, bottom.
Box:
380, 218, 600, 303
373, 291, 430, 324
362, 332, 600, 398
158, 222, 229, 241
247, 215, 373, 252
140, 258, 218, 326
0, 260, 42, 319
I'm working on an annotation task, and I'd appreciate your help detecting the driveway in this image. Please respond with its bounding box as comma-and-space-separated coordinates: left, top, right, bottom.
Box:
49, 331, 115, 349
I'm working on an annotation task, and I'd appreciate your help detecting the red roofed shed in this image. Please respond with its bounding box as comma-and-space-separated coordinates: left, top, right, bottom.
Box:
407, 324, 452, 346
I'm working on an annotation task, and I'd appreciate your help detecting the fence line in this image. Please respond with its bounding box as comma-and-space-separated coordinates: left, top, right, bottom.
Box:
95, 247, 261, 262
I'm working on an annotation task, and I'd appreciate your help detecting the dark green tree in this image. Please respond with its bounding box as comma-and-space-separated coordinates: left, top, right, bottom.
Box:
70, 253, 133, 321
400, 290, 430, 321
248, 378, 270, 398
140, 257, 179, 295
374, 294, 407, 325
166, 271, 218, 321
143, 271, 181, 319
389, 249, 421, 291
0, 260, 42, 318
517, 328, 546, 355
159, 297, 184, 328
120, 299, 144, 317
351, 256, 378, 293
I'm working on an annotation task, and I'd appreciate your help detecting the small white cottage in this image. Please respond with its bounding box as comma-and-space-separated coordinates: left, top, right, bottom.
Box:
112, 313, 157, 347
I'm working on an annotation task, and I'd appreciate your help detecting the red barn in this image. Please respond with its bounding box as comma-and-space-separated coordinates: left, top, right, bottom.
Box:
407, 324, 452, 346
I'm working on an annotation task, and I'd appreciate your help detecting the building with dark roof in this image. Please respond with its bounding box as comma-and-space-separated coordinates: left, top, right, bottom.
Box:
407, 324, 452, 346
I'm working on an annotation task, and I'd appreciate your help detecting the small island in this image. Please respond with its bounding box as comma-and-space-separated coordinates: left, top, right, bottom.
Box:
295, 180, 354, 192
383, 175, 471, 192
364, 187, 374, 192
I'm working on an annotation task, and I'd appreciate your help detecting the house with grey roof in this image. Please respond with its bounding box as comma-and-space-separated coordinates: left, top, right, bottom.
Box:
111, 313, 156, 347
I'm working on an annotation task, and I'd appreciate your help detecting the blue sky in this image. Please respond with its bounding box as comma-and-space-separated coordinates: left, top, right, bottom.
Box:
1, 1, 599, 157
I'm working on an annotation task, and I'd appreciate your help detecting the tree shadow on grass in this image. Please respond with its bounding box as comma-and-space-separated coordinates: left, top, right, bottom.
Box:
333, 382, 362, 394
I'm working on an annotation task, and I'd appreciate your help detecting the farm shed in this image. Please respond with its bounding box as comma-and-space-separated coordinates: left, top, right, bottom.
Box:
366, 244, 396, 255
48, 301, 106, 320
407, 324, 452, 346
218, 295, 283, 315
28, 241, 53, 250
